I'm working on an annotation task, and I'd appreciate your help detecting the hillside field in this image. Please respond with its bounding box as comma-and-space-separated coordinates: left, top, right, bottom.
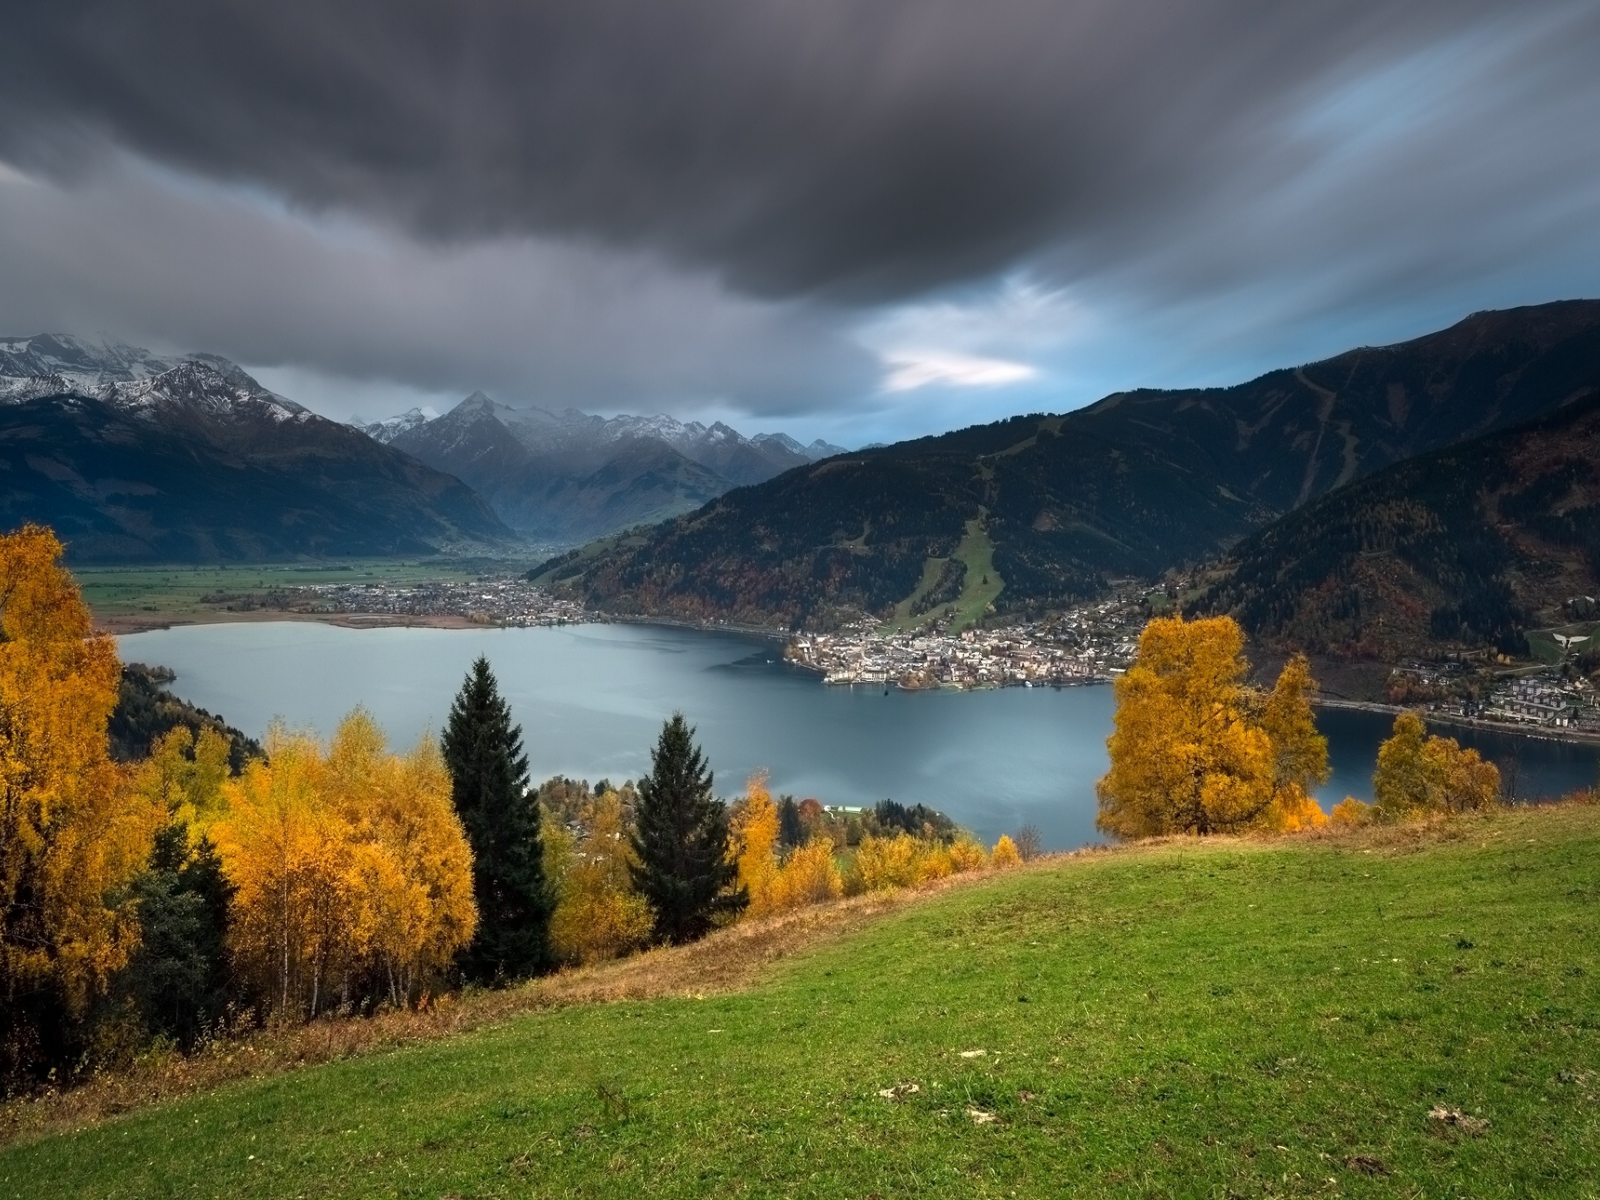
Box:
3, 804, 1598, 1198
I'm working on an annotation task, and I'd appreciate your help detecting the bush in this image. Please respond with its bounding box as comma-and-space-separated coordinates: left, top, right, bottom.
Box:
991, 835, 1022, 868
769, 838, 844, 908
854, 834, 923, 891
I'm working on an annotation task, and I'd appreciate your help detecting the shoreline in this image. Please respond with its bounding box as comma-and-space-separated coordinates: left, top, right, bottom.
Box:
97, 608, 1600, 751
1313, 695, 1600, 748
98, 609, 565, 635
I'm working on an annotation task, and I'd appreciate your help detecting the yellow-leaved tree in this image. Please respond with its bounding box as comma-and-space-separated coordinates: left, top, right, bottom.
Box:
727, 771, 781, 917
1372, 712, 1500, 821
768, 838, 844, 908
0, 526, 163, 1079
133, 725, 232, 825
550, 789, 653, 964
991, 834, 1022, 868
209, 712, 475, 1018
1096, 616, 1330, 839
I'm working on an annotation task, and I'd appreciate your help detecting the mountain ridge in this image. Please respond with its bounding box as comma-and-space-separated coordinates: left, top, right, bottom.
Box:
372, 391, 848, 543
537, 300, 1600, 630
0, 337, 516, 561
1195, 386, 1600, 667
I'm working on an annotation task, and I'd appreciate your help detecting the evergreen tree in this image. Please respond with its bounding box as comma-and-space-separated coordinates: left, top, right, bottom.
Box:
121, 824, 234, 1048
777, 795, 804, 848
442, 657, 550, 982
630, 714, 745, 944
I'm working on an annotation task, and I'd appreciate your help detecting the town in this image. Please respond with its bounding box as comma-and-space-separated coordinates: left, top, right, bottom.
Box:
784, 593, 1149, 688
217, 575, 592, 627
1389, 657, 1600, 736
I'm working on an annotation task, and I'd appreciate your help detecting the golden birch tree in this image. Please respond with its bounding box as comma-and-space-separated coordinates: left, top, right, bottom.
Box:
0, 526, 163, 1076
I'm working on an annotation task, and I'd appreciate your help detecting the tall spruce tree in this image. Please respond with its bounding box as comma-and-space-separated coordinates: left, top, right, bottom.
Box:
630, 714, 746, 944
442, 657, 550, 982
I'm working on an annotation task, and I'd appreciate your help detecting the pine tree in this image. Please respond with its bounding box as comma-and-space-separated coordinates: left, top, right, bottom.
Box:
630, 714, 746, 944
441, 657, 549, 982
777, 796, 804, 848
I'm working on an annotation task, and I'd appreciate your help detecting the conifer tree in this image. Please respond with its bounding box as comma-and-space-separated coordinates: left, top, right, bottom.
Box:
630, 714, 745, 944
777, 795, 805, 848
442, 658, 549, 982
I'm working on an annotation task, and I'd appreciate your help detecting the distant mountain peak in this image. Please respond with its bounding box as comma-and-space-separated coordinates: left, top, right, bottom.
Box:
373, 392, 842, 540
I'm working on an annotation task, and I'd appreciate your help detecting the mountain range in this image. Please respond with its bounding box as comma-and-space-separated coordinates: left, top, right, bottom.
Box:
361, 395, 847, 543
0, 336, 513, 561
537, 300, 1600, 632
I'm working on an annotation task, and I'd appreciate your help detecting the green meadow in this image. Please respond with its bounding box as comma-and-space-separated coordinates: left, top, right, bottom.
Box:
3, 803, 1598, 1198
74, 560, 525, 625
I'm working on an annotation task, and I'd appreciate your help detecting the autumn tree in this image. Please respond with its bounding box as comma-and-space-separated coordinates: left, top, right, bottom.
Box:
854, 833, 922, 891
1373, 712, 1500, 821
1256, 654, 1333, 831
211, 714, 476, 1018
442, 658, 550, 982
728, 771, 781, 917
550, 789, 653, 964
1096, 617, 1329, 839
768, 838, 844, 908
631, 714, 745, 943
325, 711, 478, 1006
0, 526, 162, 1081
991, 835, 1023, 868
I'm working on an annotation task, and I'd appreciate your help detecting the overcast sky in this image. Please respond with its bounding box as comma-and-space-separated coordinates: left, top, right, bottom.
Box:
2, 0, 1598, 445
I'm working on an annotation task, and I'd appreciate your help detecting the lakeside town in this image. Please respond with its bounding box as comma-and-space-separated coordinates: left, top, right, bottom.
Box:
784, 593, 1149, 688
1388, 658, 1600, 736
203, 572, 1600, 740
216, 575, 591, 627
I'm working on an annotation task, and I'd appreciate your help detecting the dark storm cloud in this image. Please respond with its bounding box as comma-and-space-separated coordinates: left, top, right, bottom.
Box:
2, 0, 1579, 302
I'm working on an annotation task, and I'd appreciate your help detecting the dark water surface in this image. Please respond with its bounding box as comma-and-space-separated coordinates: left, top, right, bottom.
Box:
118, 622, 1599, 850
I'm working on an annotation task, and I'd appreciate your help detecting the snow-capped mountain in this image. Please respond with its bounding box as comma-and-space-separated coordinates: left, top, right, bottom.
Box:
363, 391, 843, 542
359, 406, 440, 444
753, 431, 848, 460
0, 336, 513, 560
0, 333, 188, 391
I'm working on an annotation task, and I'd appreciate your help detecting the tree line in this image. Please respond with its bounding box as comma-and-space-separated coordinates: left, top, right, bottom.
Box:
1095, 614, 1504, 839
0, 525, 1027, 1091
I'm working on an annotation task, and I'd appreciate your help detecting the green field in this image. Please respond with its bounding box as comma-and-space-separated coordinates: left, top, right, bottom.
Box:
75, 559, 532, 625
881, 514, 1005, 635
4, 805, 1599, 1198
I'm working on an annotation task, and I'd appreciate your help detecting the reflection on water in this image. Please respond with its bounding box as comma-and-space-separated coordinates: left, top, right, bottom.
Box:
118, 622, 1598, 850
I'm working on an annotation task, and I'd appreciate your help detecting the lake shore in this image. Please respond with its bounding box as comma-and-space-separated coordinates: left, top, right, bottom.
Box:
1313, 695, 1600, 748
98, 606, 1600, 752
96, 608, 505, 635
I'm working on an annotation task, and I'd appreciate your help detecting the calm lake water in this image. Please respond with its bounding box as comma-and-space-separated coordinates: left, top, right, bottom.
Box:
118, 621, 1600, 850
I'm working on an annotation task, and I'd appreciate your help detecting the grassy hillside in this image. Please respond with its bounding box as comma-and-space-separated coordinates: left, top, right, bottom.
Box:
4, 804, 1599, 1198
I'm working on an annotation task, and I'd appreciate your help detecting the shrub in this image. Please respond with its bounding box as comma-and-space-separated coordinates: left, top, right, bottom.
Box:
768, 838, 844, 908
854, 834, 923, 891
991, 835, 1022, 868
947, 835, 989, 873
1330, 796, 1374, 827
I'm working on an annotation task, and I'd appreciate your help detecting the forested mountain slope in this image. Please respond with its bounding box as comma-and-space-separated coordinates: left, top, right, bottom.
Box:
1197, 389, 1600, 663
540, 301, 1600, 629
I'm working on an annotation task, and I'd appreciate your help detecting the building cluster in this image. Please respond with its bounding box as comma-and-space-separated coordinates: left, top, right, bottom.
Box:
272, 577, 590, 626
1481, 673, 1600, 731
785, 596, 1146, 689
1393, 659, 1600, 733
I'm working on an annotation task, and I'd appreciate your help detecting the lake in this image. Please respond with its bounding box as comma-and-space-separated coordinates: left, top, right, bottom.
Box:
118, 621, 1600, 850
